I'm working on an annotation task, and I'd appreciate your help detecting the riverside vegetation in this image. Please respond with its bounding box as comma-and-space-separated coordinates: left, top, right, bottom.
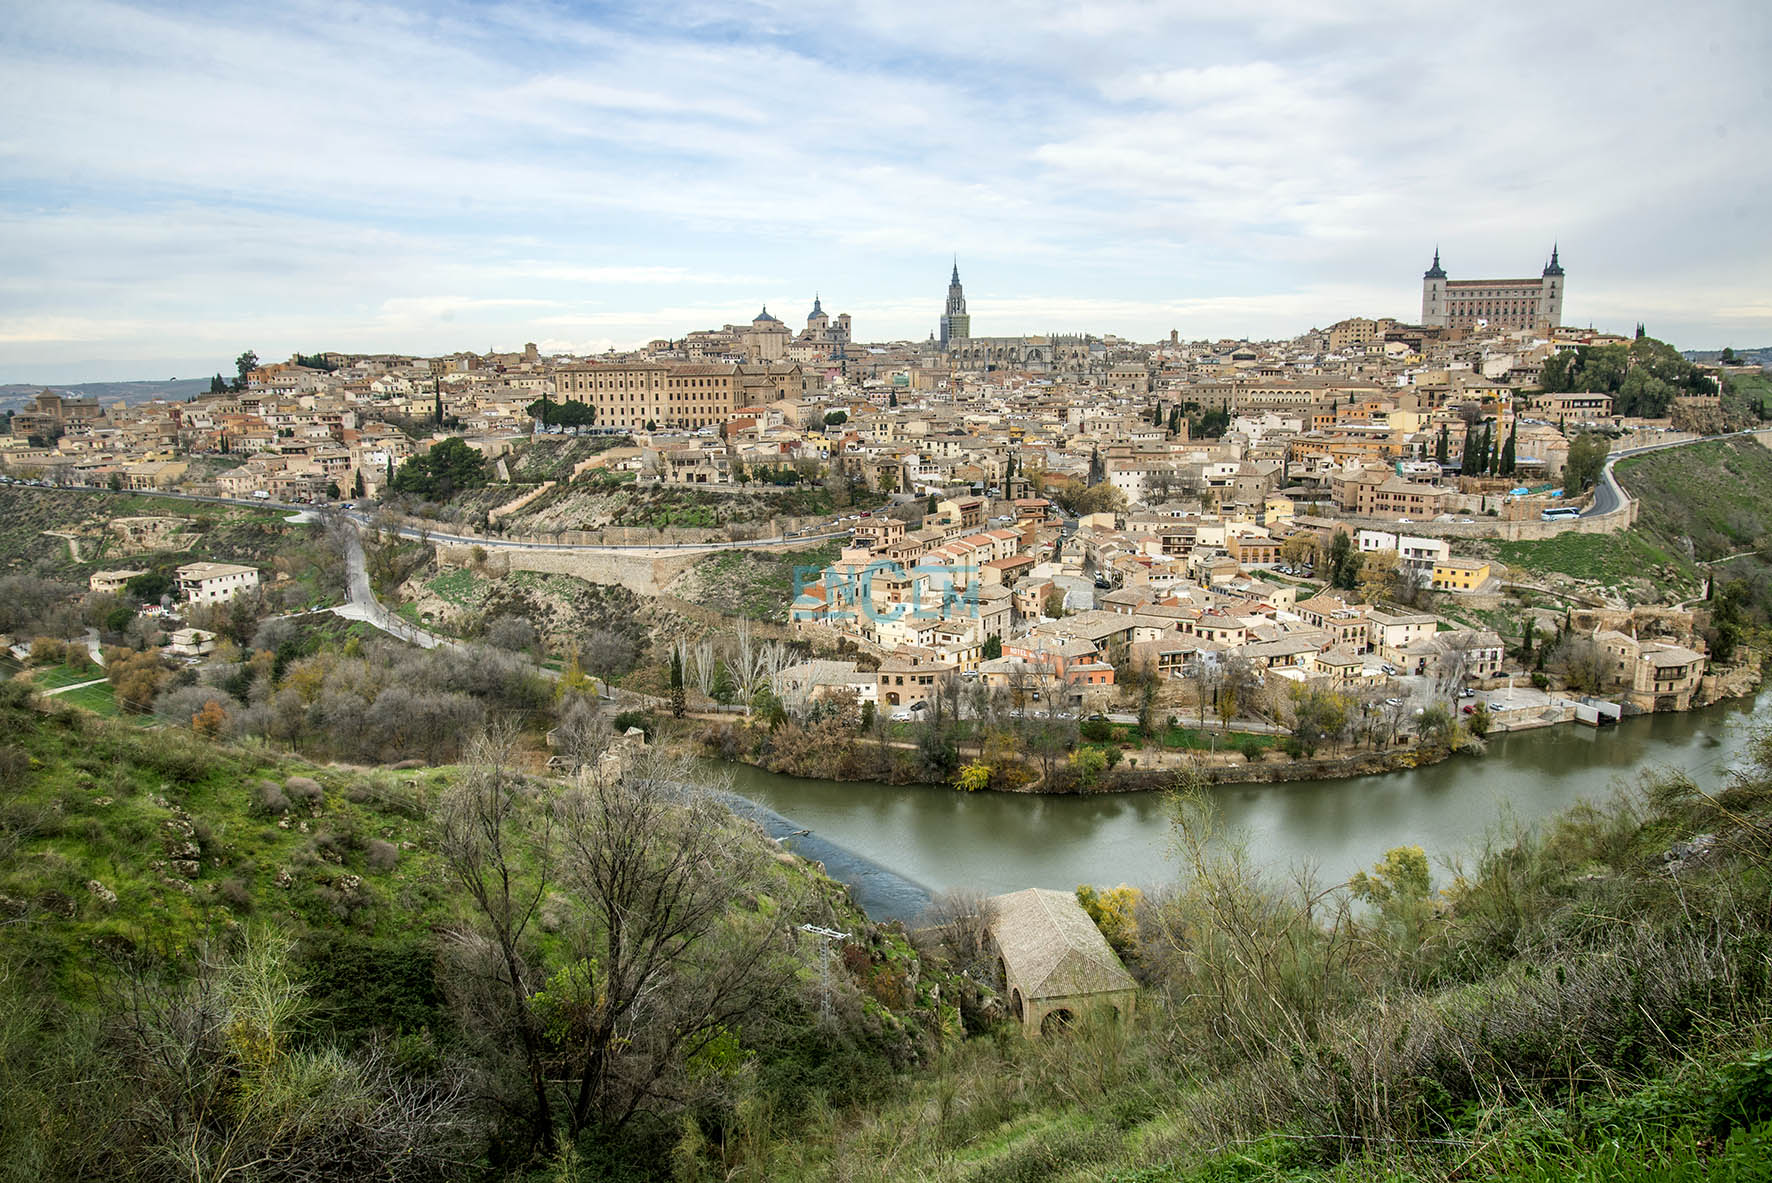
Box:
4, 665, 1772, 1180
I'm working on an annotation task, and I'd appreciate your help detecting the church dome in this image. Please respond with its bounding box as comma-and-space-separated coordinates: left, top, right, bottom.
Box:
753, 306, 782, 324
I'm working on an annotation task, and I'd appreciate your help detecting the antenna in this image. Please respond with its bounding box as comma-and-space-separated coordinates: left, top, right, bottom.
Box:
799, 923, 852, 1025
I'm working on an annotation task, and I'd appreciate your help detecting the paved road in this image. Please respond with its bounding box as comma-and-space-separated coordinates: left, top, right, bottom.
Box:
1582, 428, 1758, 518
3, 481, 851, 555
336, 528, 448, 650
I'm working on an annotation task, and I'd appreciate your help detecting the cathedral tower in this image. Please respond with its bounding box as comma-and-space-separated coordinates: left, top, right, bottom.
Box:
939, 260, 970, 348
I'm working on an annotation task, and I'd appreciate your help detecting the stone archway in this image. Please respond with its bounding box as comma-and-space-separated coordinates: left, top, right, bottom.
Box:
1041, 1008, 1074, 1036
1010, 988, 1023, 1021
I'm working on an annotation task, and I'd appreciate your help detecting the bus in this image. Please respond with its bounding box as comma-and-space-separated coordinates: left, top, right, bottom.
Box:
1540, 506, 1581, 521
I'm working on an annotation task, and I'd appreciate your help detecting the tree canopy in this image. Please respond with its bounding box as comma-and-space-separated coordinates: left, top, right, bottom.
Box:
391, 437, 489, 500
525, 397, 596, 428
1539, 337, 1713, 418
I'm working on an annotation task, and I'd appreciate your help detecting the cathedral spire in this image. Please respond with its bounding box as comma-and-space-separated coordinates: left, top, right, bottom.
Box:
1424, 246, 1446, 280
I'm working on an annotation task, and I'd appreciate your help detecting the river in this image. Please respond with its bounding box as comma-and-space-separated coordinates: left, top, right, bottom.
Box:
718, 686, 1770, 922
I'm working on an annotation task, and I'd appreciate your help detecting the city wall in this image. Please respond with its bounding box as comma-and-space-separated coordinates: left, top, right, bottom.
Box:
1307, 497, 1636, 542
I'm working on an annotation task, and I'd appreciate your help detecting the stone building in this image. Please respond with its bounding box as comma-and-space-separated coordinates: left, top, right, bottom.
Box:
1420, 247, 1566, 332
988, 888, 1137, 1037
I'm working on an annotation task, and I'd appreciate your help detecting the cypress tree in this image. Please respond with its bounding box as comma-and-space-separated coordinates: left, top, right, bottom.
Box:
1435, 424, 1449, 464
1501, 424, 1517, 475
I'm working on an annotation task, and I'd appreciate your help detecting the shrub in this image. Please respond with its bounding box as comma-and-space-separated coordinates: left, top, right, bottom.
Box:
365, 839, 399, 872
252, 780, 291, 816
219, 877, 253, 912
284, 776, 324, 807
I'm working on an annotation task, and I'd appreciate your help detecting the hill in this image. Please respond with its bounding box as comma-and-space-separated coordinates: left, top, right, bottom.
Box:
8, 662, 1772, 1179
0, 680, 952, 1181
0, 378, 213, 410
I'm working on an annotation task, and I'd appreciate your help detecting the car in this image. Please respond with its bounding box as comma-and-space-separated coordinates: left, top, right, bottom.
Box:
890, 709, 916, 721
1461, 704, 1476, 715
1383, 697, 1402, 707
908, 700, 927, 712
860, 511, 872, 517
1381, 663, 1398, 675
1460, 687, 1476, 698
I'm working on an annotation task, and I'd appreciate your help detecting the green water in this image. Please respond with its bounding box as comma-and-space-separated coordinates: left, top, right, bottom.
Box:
720, 686, 1769, 902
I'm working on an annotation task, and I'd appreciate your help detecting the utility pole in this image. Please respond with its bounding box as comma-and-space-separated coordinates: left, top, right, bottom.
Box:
799, 923, 852, 1025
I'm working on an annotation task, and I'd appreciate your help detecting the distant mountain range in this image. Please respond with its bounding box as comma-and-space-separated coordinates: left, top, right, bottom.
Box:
1683, 346, 1772, 366
0, 378, 214, 411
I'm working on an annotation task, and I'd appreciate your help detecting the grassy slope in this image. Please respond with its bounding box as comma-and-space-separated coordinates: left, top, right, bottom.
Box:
672, 539, 845, 621
752, 750, 1772, 1181
1613, 436, 1772, 562
0, 485, 330, 591
1490, 437, 1772, 594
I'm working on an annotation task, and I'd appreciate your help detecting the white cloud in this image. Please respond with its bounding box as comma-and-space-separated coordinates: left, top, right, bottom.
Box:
2, 0, 1769, 376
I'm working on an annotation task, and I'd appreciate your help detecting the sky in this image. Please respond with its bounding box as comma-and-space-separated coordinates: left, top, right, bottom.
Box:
2, 0, 1769, 383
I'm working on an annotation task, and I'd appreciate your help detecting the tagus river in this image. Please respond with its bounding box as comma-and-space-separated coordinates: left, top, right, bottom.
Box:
719, 686, 1770, 922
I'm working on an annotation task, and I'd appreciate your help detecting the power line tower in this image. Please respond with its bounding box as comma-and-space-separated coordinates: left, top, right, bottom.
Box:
798, 923, 851, 1025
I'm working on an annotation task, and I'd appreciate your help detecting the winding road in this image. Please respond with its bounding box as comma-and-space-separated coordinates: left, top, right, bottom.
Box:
1582, 428, 1760, 518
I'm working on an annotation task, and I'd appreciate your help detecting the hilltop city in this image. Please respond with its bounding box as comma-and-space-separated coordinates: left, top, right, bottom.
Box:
5, 250, 1768, 757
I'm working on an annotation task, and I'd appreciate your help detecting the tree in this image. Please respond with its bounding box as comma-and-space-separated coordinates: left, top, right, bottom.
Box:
209, 373, 228, 394
1279, 533, 1318, 571
710, 662, 736, 706
1563, 431, 1610, 493
1068, 744, 1109, 789
545, 749, 803, 1136
888, 390, 898, 408
439, 730, 559, 1154
1434, 423, 1449, 464
1042, 585, 1067, 619
1075, 883, 1142, 959
1287, 684, 1348, 755
1552, 634, 1613, 692
526, 397, 597, 428
669, 650, 687, 720
391, 437, 488, 500
106, 646, 167, 713
1356, 549, 1400, 604
233, 349, 258, 391
823, 410, 848, 427
1500, 423, 1517, 476
1328, 532, 1358, 590
982, 634, 1002, 660
954, 762, 991, 792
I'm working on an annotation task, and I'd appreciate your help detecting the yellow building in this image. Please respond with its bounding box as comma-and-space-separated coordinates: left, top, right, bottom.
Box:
1431, 557, 1492, 592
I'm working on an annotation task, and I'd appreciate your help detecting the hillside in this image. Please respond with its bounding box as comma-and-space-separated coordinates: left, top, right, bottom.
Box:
0, 680, 953, 1181
1615, 436, 1772, 563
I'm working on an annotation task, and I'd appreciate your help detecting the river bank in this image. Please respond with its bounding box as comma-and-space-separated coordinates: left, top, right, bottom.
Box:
711, 683, 1771, 911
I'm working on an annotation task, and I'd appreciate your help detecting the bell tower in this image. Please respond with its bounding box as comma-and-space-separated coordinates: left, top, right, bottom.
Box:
1539, 244, 1565, 328
1421, 247, 1448, 328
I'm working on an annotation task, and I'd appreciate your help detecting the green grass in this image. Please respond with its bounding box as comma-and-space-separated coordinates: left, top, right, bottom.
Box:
681, 540, 845, 621
1615, 437, 1772, 563
1494, 529, 1695, 588
29, 662, 104, 690
424, 566, 485, 607
51, 680, 119, 716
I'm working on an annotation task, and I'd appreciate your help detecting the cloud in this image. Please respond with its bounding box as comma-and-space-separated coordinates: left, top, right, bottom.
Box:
2, 0, 1769, 378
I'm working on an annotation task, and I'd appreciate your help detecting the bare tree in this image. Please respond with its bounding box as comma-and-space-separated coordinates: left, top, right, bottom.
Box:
438, 728, 558, 1155
548, 750, 803, 1134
